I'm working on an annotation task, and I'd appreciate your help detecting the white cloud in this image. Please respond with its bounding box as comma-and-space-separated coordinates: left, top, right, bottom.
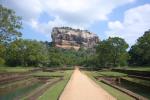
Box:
106, 4, 150, 46
108, 21, 124, 31
1, 0, 135, 36
1, 0, 43, 21
41, 0, 135, 25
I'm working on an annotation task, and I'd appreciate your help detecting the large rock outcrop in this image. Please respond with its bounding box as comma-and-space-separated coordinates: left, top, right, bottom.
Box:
51, 27, 99, 50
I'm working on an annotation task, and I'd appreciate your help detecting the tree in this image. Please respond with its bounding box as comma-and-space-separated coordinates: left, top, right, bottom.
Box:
0, 4, 22, 43
96, 37, 129, 67
6, 39, 49, 67
47, 47, 62, 67
96, 40, 112, 67
0, 5, 22, 65
0, 44, 5, 64
108, 37, 129, 66
129, 30, 150, 66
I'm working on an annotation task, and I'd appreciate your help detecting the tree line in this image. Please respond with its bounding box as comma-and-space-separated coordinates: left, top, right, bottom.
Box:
0, 5, 150, 67
94, 30, 150, 67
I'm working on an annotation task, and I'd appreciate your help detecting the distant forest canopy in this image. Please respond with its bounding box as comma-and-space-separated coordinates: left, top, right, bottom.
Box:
0, 5, 150, 67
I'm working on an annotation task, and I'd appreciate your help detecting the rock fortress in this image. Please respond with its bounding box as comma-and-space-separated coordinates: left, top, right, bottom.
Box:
51, 27, 100, 50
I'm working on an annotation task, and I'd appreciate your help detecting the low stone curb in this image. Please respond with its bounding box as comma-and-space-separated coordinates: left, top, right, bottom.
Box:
101, 79, 148, 100
23, 77, 63, 100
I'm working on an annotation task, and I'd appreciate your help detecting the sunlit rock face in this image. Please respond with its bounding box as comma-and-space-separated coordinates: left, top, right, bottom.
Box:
51, 27, 100, 50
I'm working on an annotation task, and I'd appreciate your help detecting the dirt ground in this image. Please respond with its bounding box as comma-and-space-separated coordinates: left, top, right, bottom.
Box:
59, 68, 116, 100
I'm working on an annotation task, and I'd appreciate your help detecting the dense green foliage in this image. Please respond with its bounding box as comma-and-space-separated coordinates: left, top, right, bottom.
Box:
6, 39, 49, 66
0, 5, 22, 65
1, 39, 90, 67
0, 44, 5, 64
129, 30, 150, 66
96, 37, 129, 67
49, 47, 96, 67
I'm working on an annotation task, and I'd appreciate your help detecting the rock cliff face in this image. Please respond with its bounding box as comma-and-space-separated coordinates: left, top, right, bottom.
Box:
51, 27, 99, 50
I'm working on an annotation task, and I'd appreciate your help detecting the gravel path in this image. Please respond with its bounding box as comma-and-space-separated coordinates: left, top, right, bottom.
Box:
59, 68, 116, 100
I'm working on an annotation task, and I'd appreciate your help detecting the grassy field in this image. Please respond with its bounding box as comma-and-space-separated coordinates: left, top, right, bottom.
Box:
122, 77, 150, 87
32, 71, 64, 77
84, 71, 135, 100
0, 67, 33, 73
38, 70, 73, 100
116, 67, 150, 71
94, 71, 127, 77
128, 67, 150, 71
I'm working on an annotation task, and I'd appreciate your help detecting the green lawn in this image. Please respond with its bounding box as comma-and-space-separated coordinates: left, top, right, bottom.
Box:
38, 70, 73, 100
0, 67, 33, 73
32, 71, 64, 77
128, 67, 150, 71
91, 71, 127, 77
116, 67, 150, 71
122, 77, 150, 87
84, 71, 135, 100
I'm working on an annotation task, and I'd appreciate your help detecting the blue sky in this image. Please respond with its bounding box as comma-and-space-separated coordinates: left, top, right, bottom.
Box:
1, 0, 150, 46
